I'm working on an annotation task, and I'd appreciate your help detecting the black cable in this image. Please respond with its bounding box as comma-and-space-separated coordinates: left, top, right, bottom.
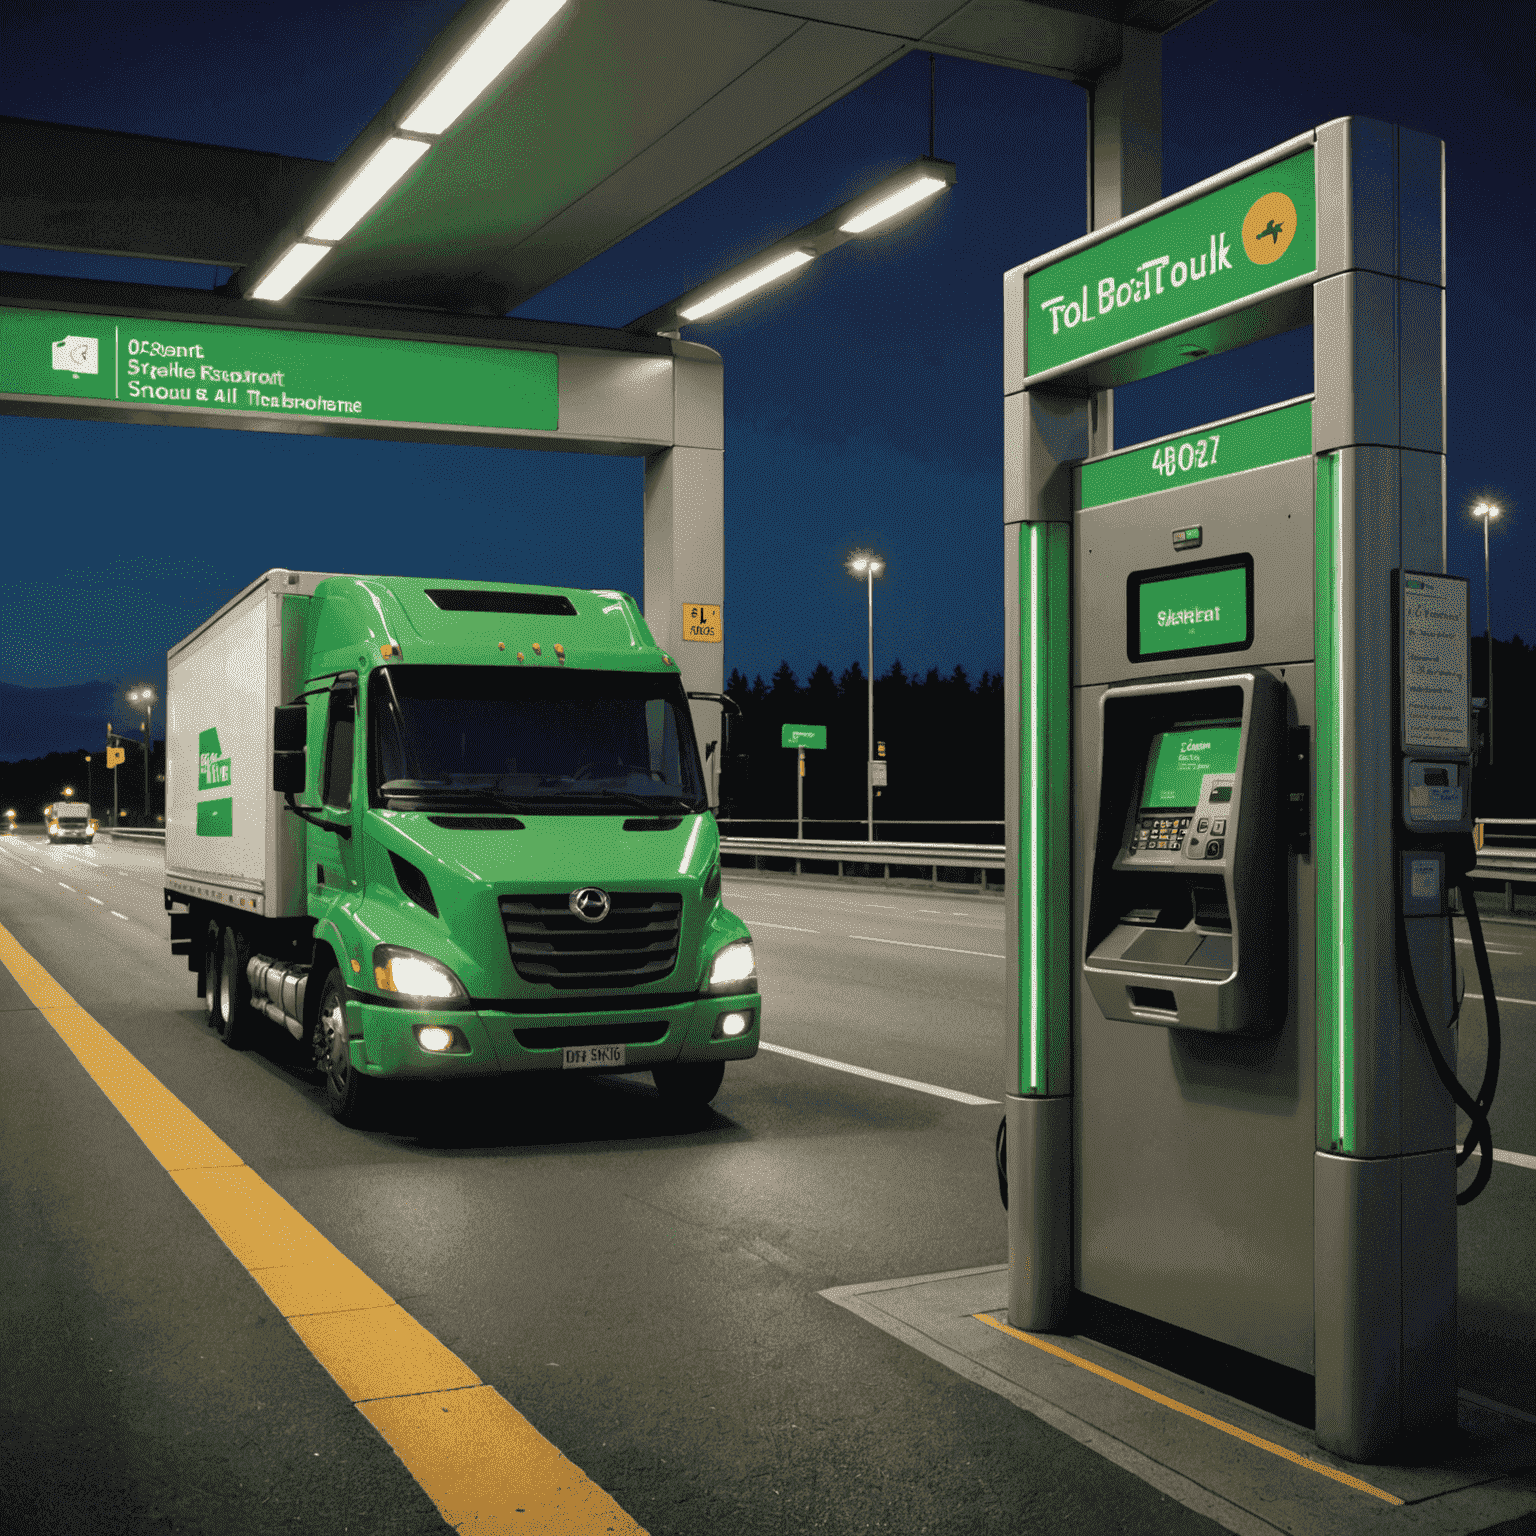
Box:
1456, 874, 1502, 1183
996, 1114, 1008, 1208
1396, 863, 1500, 1203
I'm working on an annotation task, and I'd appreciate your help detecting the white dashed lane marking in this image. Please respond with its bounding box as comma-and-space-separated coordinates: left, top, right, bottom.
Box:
758, 1042, 997, 1106
849, 934, 1003, 960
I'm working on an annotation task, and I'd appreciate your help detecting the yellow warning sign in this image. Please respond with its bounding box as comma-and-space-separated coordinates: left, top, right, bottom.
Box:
683, 603, 721, 642
1242, 191, 1297, 265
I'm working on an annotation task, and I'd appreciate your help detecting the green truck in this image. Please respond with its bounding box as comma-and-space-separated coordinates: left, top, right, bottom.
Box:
164, 569, 758, 1125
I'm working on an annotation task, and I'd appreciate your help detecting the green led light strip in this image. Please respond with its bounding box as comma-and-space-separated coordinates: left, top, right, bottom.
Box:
1314, 451, 1355, 1150
1019, 523, 1070, 1096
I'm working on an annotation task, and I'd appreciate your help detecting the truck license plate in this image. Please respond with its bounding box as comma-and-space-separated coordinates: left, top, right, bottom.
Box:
563, 1043, 626, 1070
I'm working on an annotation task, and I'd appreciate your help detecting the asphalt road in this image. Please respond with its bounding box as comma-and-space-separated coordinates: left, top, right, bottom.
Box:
1, 834, 1531, 1535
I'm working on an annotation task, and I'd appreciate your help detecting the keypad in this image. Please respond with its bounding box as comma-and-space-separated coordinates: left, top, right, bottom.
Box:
1132, 814, 1191, 852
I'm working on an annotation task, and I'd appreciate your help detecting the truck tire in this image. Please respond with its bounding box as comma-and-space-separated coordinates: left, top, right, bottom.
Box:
313, 967, 381, 1127
203, 922, 221, 1028
211, 924, 257, 1050
651, 1060, 725, 1106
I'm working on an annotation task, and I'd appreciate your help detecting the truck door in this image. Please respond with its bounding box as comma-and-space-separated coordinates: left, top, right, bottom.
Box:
308, 674, 363, 912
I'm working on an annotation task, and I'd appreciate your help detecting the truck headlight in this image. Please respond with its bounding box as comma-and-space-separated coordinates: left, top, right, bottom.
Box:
373, 945, 468, 1003
708, 940, 756, 991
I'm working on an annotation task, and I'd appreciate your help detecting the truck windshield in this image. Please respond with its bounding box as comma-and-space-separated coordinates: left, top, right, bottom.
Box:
369, 665, 707, 814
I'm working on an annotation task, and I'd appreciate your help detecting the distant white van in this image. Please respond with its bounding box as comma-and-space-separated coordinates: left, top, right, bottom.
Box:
45, 801, 95, 844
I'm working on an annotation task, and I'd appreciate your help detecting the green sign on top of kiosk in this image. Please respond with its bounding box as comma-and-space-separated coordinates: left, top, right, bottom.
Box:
0, 306, 559, 432
1080, 398, 1313, 509
1027, 149, 1315, 379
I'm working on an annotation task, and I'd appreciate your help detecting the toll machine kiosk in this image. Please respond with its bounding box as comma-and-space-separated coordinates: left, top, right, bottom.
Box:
1002, 118, 1459, 1461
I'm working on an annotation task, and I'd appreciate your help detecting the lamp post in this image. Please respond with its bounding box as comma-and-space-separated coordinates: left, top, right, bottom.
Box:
845, 551, 885, 841
1471, 502, 1500, 765
127, 685, 158, 824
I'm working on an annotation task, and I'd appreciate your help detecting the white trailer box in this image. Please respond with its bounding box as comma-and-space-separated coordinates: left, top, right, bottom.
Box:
165, 570, 337, 919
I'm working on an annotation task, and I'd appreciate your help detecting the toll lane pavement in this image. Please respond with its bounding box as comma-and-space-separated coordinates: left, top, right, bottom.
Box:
0, 854, 1225, 1536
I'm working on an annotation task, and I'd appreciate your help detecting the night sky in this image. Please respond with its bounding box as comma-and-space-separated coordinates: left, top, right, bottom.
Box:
2, 0, 1531, 759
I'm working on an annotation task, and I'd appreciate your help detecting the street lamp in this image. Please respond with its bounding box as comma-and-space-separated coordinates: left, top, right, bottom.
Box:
127, 685, 159, 823
1470, 501, 1500, 765
845, 550, 886, 841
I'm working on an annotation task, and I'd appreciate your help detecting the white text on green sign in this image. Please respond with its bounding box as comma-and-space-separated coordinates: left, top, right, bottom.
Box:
1028, 150, 1315, 377
1, 307, 558, 433
1079, 399, 1312, 509
782, 724, 827, 750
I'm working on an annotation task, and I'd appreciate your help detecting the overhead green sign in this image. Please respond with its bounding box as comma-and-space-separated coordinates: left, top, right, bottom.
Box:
1079, 398, 1312, 509
0, 306, 559, 432
1028, 150, 1315, 379
782, 723, 827, 750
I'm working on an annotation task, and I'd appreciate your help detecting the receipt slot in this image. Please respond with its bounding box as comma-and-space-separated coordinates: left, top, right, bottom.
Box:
1003, 119, 1460, 1461
1084, 671, 1285, 1035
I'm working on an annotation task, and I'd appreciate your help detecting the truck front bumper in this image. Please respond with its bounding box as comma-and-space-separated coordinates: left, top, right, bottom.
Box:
349, 992, 762, 1080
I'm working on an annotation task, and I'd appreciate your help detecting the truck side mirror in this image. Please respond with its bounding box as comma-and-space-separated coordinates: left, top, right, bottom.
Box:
273, 704, 307, 794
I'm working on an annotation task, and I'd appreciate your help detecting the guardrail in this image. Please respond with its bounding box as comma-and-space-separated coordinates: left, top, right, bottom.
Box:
720, 836, 1003, 889
1471, 818, 1536, 914
722, 823, 1536, 905
108, 827, 166, 843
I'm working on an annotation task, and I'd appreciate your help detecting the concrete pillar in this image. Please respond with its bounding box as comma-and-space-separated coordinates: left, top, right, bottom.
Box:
1311, 116, 1454, 1463
644, 347, 725, 802
1001, 24, 1162, 1333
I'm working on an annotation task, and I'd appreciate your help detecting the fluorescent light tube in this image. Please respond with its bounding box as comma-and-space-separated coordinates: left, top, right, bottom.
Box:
400, 0, 567, 135
249, 241, 332, 302
307, 137, 432, 242
679, 250, 813, 321
839, 176, 947, 234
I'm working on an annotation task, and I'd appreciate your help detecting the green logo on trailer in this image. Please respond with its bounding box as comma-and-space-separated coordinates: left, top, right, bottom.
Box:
197, 798, 233, 837
197, 727, 233, 836
198, 727, 232, 791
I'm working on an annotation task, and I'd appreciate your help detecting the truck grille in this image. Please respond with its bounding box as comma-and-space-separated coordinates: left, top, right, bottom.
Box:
499, 894, 683, 989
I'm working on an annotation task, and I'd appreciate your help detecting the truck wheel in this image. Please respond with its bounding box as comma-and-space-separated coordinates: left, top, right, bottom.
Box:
313, 968, 380, 1127
651, 1060, 726, 1106
204, 922, 223, 1029
212, 924, 256, 1050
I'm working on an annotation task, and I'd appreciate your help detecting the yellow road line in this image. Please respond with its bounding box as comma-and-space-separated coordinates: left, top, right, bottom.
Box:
0, 920, 647, 1535
972, 1312, 1403, 1506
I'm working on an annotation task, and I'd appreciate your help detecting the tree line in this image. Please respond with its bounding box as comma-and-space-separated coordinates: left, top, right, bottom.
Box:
720, 660, 1004, 839
713, 634, 1535, 837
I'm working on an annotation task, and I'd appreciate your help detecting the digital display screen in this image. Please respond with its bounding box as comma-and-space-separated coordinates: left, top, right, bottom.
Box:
1140, 726, 1242, 809
1127, 555, 1253, 662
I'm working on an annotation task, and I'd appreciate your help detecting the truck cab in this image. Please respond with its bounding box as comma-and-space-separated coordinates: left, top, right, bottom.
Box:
165, 571, 758, 1126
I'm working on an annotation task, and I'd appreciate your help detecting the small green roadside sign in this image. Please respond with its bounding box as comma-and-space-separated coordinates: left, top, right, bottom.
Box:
1079, 398, 1312, 510
782, 724, 827, 750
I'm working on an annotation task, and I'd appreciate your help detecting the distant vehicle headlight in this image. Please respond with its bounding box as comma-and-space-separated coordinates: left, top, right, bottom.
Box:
708, 940, 756, 991
372, 945, 468, 1003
